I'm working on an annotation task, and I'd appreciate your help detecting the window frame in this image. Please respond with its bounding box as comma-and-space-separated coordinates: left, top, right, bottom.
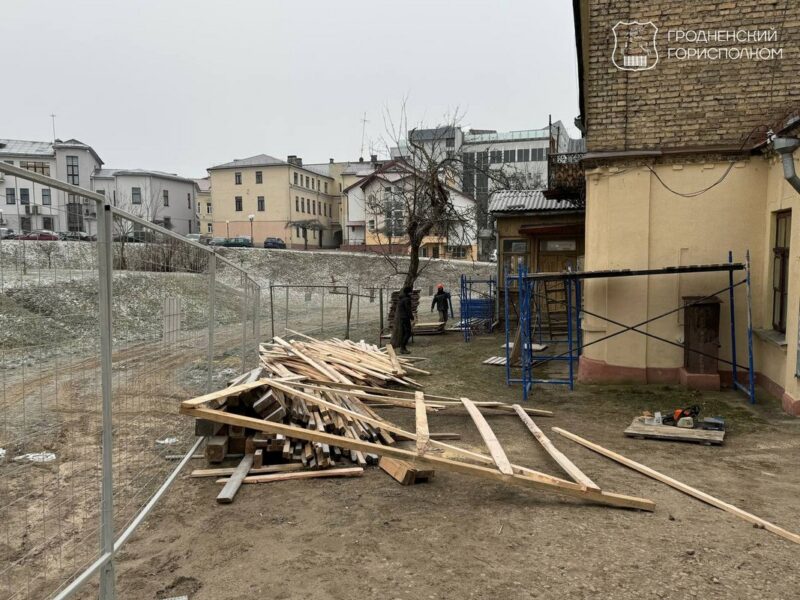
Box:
235, 196, 243, 212
234, 172, 242, 185
255, 171, 263, 184
257, 196, 265, 212
131, 187, 142, 204
772, 210, 792, 333
163, 189, 169, 207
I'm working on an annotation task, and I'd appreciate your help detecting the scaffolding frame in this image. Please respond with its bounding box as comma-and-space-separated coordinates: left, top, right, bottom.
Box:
505, 251, 756, 404
459, 273, 496, 341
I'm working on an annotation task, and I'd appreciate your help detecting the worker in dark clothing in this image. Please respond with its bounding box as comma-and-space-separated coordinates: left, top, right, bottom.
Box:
431, 283, 453, 323
395, 286, 414, 354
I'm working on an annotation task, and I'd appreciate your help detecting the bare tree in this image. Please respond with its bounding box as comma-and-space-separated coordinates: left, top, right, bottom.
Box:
112, 182, 165, 269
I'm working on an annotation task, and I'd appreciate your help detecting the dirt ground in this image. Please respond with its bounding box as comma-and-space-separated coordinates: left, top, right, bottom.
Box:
96, 332, 799, 600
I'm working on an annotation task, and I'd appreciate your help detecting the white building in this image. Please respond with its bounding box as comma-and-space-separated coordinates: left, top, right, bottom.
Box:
91, 169, 199, 235
0, 138, 103, 235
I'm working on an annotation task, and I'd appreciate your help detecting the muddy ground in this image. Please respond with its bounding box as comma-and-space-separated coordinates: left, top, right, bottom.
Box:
92, 332, 799, 600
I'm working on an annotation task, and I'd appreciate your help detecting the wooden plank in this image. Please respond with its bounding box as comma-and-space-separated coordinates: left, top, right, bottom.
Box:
460, 397, 513, 475
552, 427, 800, 545
181, 375, 306, 409
379, 456, 434, 485
415, 391, 429, 455
429, 432, 461, 440
184, 405, 654, 511
191, 463, 304, 478
512, 405, 599, 491
216, 454, 254, 504
219, 466, 364, 485
624, 418, 725, 445
385, 344, 403, 374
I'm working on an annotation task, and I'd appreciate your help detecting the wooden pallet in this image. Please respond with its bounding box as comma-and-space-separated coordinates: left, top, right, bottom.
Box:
624, 418, 725, 445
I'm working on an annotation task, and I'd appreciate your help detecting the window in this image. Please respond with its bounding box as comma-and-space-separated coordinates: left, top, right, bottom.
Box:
296, 226, 301, 237
385, 197, 404, 236
6, 189, 15, 204
66, 156, 79, 184
301, 198, 305, 213
42, 189, 51, 205
235, 172, 242, 185
312, 200, 316, 215
324, 182, 328, 194
20, 161, 50, 175
131, 187, 142, 204
257, 196, 265, 211
541, 239, 577, 252
432, 246, 440, 259
311, 179, 315, 191
502, 239, 529, 277
206, 202, 212, 214
97, 189, 105, 196
43, 216, 53, 230
368, 219, 375, 232
294, 173, 298, 185
207, 223, 213, 233
163, 216, 172, 230
420, 247, 428, 257
446, 137, 455, 148
235, 196, 243, 211
305, 176, 309, 188
187, 193, 192, 209
312, 229, 316, 239
163, 189, 169, 206
503, 149, 516, 163
772, 210, 792, 333
519, 149, 530, 162
317, 179, 320, 190
448, 246, 467, 259
295, 197, 299, 211
490, 150, 502, 164
255, 171, 263, 184
19, 189, 30, 205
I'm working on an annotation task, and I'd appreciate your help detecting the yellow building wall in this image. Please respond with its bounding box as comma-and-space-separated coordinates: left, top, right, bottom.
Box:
582, 150, 800, 412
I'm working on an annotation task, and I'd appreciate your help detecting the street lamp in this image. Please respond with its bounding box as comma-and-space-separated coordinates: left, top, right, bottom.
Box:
248, 214, 254, 244
225, 220, 230, 239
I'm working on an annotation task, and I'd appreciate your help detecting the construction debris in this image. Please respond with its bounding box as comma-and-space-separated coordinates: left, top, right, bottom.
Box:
625, 416, 725, 445
179, 332, 655, 511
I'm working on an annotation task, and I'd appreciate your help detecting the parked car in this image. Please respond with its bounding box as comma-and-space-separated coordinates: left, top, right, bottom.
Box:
220, 237, 253, 248
20, 230, 59, 241
263, 237, 286, 249
185, 233, 201, 242
0, 227, 15, 240
208, 237, 227, 246
60, 231, 92, 242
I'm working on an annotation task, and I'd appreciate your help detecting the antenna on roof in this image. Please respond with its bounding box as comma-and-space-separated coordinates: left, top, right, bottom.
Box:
50, 114, 57, 142
359, 112, 369, 159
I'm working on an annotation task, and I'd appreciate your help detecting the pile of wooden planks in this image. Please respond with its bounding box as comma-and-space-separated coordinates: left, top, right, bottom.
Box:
180, 332, 657, 512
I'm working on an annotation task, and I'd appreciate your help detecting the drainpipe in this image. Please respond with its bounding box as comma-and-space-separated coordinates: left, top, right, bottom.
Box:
773, 137, 800, 194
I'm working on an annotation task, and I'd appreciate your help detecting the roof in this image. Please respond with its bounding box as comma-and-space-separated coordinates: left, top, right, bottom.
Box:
54, 138, 104, 166
303, 163, 333, 177
194, 177, 211, 192
488, 190, 582, 214
208, 154, 287, 170
409, 126, 458, 141
342, 162, 380, 176
92, 168, 195, 184
0, 139, 54, 157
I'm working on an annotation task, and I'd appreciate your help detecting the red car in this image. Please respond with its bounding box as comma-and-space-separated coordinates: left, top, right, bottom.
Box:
20, 230, 60, 241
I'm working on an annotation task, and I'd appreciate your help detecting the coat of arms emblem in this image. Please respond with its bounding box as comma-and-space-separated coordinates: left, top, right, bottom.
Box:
612, 21, 659, 71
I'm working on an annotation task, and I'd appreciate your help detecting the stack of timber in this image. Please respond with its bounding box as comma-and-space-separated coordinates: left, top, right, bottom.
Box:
180, 332, 657, 512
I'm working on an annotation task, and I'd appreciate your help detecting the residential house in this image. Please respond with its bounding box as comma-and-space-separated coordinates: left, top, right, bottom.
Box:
338, 156, 385, 250
0, 138, 103, 234
195, 177, 212, 236
572, 0, 800, 414
343, 159, 477, 259
207, 154, 339, 248
91, 169, 199, 235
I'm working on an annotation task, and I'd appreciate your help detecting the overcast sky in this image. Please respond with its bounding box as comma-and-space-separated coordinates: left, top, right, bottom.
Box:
3, 0, 580, 177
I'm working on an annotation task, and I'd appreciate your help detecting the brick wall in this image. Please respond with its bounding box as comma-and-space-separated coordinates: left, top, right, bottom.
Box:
583, 0, 800, 152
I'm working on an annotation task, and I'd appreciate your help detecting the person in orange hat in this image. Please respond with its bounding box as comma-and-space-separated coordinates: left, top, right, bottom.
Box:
431, 283, 452, 324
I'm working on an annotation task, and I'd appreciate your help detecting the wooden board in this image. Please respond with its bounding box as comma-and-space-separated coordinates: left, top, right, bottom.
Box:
553, 427, 800, 546
379, 456, 435, 485
218, 466, 364, 485
460, 397, 514, 475
624, 418, 725, 445
191, 463, 305, 478
183, 405, 655, 511
512, 404, 599, 491
415, 391, 429, 454
216, 454, 254, 504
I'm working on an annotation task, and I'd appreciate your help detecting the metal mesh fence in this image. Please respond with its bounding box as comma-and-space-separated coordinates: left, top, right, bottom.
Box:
0, 164, 260, 600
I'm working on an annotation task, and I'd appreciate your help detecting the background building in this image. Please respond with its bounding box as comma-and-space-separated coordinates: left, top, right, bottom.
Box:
91, 169, 199, 235
195, 177, 212, 235
207, 154, 339, 248
0, 138, 102, 234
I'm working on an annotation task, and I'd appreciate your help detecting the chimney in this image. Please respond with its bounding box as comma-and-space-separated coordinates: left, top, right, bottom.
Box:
358, 156, 364, 163
370, 154, 378, 163
296, 156, 302, 166
329, 158, 334, 164
287, 154, 296, 165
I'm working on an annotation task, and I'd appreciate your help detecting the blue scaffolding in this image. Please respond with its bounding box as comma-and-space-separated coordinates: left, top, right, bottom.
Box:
459, 273, 496, 341
505, 251, 756, 404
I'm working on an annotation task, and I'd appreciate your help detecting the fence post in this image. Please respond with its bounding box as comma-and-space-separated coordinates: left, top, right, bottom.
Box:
254, 285, 261, 350
321, 287, 325, 335
241, 274, 247, 373
207, 253, 216, 393
97, 202, 116, 599
379, 288, 384, 344
345, 286, 351, 340
269, 284, 275, 339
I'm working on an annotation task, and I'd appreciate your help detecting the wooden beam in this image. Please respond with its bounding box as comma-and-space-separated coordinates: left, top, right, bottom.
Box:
183, 406, 654, 511
385, 344, 403, 374
512, 405, 599, 491
460, 397, 513, 475
182, 375, 306, 409
218, 466, 364, 485
191, 463, 304, 478
415, 391, 430, 454
216, 454, 254, 504
552, 427, 800, 545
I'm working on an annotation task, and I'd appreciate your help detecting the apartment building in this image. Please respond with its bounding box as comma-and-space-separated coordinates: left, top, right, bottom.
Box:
91, 169, 199, 235
0, 138, 103, 234
207, 154, 339, 248
195, 177, 212, 235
